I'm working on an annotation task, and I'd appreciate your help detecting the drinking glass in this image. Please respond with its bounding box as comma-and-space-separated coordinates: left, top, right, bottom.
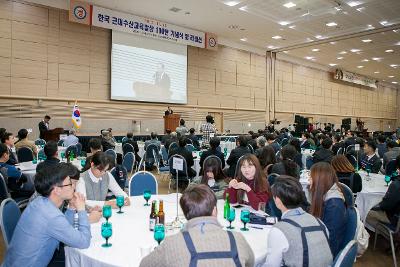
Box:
102, 205, 112, 222
32, 158, 37, 164
80, 158, 86, 168
226, 208, 235, 230
240, 209, 250, 231
116, 195, 124, 214
61, 151, 65, 161
101, 222, 112, 247
154, 224, 165, 245
143, 190, 151, 206
365, 166, 371, 181
385, 175, 391, 186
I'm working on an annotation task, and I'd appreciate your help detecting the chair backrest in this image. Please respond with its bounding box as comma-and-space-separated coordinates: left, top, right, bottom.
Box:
105, 149, 117, 164
332, 240, 358, 267
247, 144, 254, 153
65, 145, 78, 158
16, 147, 34, 162
345, 144, 355, 154
281, 138, 289, 147
337, 147, 344, 155
57, 139, 64, 146
186, 138, 193, 145
185, 144, 195, 152
346, 154, 358, 169
233, 155, 246, 178
267, 173, 280, 186
168, 142, 178, 153
75, 143, 82, 156
34, 139, 46, 146
202, 155, 222, 171
0, 172, 11, 201
122, 152, 135, 173
168, 154, 189, 179
111, 165, 128, 190
129, 171, 158, 196
145, 144, 159, 160
227, 137, 236, 142
386, 159, 397, 177
342, 207, 357, 250
339, 182, 354, 207
122, 143, 134, 155
121, 137, 128, 143
161, 146, 169, 164
0, 198, 21, 248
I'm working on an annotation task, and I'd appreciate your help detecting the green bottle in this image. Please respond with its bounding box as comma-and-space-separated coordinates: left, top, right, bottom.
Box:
224, 193, 230, 219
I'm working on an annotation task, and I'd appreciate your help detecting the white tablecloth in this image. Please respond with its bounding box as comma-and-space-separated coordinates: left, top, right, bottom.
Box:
65, 195, 270, 267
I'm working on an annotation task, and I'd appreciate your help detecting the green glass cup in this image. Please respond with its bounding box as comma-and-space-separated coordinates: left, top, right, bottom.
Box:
227, 208, 235, 230
385, 175, 391, 186
32, 158, 37, 164
102, 205, 112, 222
101, 222, 112, 248
116, 195, 124, 214
143, 190, 151, 206
154, 224, 165, 245
240, 209, 250, 231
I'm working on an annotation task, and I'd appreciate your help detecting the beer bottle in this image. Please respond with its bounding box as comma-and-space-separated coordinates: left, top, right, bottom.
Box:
149, 200, 157, 231
158, 200, 165, 225
224, 193, 230, 219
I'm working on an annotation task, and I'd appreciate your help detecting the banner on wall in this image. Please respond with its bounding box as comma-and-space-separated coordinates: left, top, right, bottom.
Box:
334, 69, 378, 89
69, 0, 92, 25
92, 6, 206, 48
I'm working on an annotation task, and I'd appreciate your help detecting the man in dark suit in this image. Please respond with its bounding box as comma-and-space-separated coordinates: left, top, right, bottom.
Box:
199, 137, 225, 174
36, 141, 60, 172
332, 134, 344, 155
360, 139, 382, 173
168, 137, 196, 177
1, 132, 18, 165
312, 138, 334, 164
266, 133, 281, 153
225, 135, 250, 178
38, 115, 51, 140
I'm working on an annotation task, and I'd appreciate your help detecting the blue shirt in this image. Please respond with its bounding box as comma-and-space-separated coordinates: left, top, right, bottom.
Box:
0, 162, 21, 180
63, 135, 79, 147
3, 197, 91, 267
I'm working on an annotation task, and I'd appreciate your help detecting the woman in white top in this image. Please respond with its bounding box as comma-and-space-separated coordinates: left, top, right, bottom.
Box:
76, 152, 130, 208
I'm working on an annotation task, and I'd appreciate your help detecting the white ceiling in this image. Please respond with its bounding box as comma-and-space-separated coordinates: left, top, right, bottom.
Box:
29, 0, 400, 86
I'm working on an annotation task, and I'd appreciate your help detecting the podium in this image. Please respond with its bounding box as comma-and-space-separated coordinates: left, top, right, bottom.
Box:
43, 128, 65, 142
163, 114, 180, 133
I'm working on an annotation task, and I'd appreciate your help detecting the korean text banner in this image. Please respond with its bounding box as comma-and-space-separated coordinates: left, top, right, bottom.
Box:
92, 6, 205, 48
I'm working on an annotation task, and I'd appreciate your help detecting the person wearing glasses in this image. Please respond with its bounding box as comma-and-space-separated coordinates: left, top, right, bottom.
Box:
76, 152, 130, 209
3, 163, 91, 267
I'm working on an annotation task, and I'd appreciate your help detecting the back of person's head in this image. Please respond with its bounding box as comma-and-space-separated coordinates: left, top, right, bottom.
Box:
0, 143, 8, 158
44, 141, 58, 158
206, 115, 213, 123
209, 137, 220, 149
258, 145, 277, 168
127, 132, 133, 139
34, 163, 78, 197
189, 128, 195, 134
251, 133, 259, 139
201, 157, 226, 183
331, 155, 354, 173
180, 119, 185, 126
178, 137, 187, 147
257, 136, 266, 147
281, 144, 297, 161
321, 138, 333, 149
44, 115, 51, 120
378, 135, 386, 144
69, 129, 76, 135
180, 184, 217, 220
89, 138, 102, 151
272, 176, 304, 209
387, 140, 398, 149
150, 132, 157, 139
91, 152, 110, 171
280, 145, 300, 178
237, 135, 248, 147
265, 133, 275, 141
1, 132, 12, 144
166, 129, 171, 134
17, 128, 28, 140
289, 138, 301, 152
333, 134, 341, 142
0, 128, 6, 140
355, 137, 365, 147
304, 132, 311, 139
365, 139, 376, 151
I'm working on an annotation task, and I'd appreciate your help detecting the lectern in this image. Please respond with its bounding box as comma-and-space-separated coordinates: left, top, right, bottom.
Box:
43, 128, 64, 142
163, 114, 180, 133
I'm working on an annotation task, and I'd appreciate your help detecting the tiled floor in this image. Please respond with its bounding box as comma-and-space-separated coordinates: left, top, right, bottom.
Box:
0, 172, 398, 266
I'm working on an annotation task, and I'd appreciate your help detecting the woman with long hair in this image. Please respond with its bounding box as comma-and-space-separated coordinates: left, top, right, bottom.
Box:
271, 145, 300, 178
200, 157, 229, 199
331, 155, 362, 193
257, 145, 276, 176
224, 154, 270, 210
309, 162, 348, 257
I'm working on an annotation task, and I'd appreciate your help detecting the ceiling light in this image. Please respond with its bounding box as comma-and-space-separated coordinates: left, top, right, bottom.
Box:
379, 21, 388, 26
312, 48, 320, 52
240, 38, 247, 42
289, 25, 296, 29
347, 1, 363, 7
305, 56, 314, 60
388, 75, 395, 78
390, 64, 399, 68
335, 7, 342, 11
392, 81, 398, 84
279, 21, 290, 26
366, 24, 375, 30
337, 57, 344, 60
385, 49, 394, 53
362, 39, 372, 43
330, 42, 337, 45
372, 57, 382, 61
306, 38, 313, 42
362, 59, 369, 62
350, 49, 361, 52
357, 65, 364, 68
239, 6, 248, 11
315, 35, 325, 39
326, 22, 337, 27
339, 51, 347, 54
283, 2, 296, 8
267, 45, 277, 49
224, 1, 240, 7
329, 63, 337, 66
283, 51, 289, 53
356, 7, 365, 11
396, 42, 400, 46
374, 71, 380, 74
272, 35, 282, 39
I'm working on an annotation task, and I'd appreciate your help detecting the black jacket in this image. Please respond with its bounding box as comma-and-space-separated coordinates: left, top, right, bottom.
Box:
6, 148, 18, 165
337, 171, 362, 193
377, 176, 400, 225
226, 146, 250, 178
312, 148, 334, 164
199, 148, 225, 174
38, 121, 48, 139
187, 134, 200, 150
332, 142, 344, 155
360, 154, 382, 173
36, 158, 60, 172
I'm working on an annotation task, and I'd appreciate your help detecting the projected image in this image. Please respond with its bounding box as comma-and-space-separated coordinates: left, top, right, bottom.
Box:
111, 43, 187, 104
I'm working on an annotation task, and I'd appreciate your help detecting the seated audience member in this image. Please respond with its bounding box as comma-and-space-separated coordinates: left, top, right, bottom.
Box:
0, 143, 32, 198
122, 132, 141, 164
168, 137, 196, 178
199, 137, 225, 174
257, 145, 277, 176
332, 134, 344, 155
226, 135, 251, 178
64, 129, 79, 147
264, 176, 332, 267
14, 128, 38, 157
360, 139, 382, 173
82, 138, 102, 172
1, 132, 18, 165
331, 155, 362, 193
344, 130, 356, 148
161, 129, 172, 145
383, 141, 400, 173
266, 133, 281, 153
366, 155, 400, 228
225, 154, 270, 210
289, 138, 303, 169
76, 152, 130, 208
2, 163, 92, 267
195, 157, 228, 199
376, 135, 387, 158
176, 119, 189, 137
309, 162, 348, 257
254, 136, 267, 156
271, 145, 300, 178
248, 134, 258, 152
300, 133, 311, 149
165, 131, 178, 151
187, 128, 200, 150
312, 138, 334, 164
144, 132, 161, 151
36, 141, 60, 172
140, 184, 254, 267
100, 130, 115, 151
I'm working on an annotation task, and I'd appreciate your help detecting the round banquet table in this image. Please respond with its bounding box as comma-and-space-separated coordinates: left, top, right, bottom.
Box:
65, 194, 270, 267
